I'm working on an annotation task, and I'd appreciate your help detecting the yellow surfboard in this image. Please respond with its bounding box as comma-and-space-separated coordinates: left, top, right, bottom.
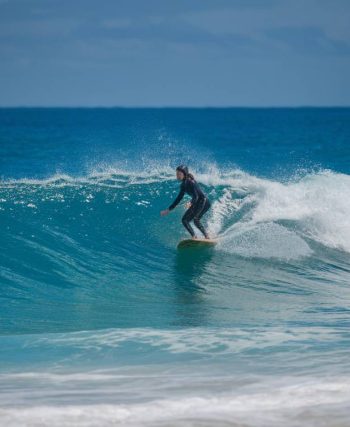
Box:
177, 238, 218, 249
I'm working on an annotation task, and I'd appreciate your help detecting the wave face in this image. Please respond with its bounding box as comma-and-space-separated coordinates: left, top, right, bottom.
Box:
1, 168, 350, 333
1, 108, 350, 426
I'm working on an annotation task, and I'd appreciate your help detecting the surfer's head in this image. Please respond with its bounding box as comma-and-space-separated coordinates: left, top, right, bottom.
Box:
176, 165, 195, 181
176, 165, 189, 181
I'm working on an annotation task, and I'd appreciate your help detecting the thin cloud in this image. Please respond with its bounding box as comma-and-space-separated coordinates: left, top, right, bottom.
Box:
265, 26, 350, 56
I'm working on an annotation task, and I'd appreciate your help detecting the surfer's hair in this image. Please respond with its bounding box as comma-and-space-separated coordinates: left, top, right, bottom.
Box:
176, 165, 195, 180
187, 172, 195, 180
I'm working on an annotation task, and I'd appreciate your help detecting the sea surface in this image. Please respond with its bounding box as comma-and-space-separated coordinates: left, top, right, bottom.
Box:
1, 107, 350, 426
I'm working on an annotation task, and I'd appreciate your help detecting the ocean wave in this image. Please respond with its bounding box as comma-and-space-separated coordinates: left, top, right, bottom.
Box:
1, 166, 350, 335
2, 326, 349, 376
3, 166, 349, 255
20, 325, 347, 354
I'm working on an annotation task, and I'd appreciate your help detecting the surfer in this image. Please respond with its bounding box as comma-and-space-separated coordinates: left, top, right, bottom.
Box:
160, 165, 211, 239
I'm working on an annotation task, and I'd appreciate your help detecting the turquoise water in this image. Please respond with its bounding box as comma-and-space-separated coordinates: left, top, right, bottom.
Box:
1, 108, 350, 426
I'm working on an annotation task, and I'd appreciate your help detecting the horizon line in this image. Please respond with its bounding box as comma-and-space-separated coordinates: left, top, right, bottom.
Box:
1, 105, 350, 109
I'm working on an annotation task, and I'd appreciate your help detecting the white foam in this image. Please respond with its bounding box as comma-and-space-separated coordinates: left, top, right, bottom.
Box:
1, 378, 349, 426
202, 169, 350, 255
219, 222, 312, 260
0, 168, 174, 189
25, 326, 342, 355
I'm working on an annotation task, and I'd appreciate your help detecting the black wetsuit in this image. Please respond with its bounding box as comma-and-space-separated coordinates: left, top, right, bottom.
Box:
168, 178, 211, 238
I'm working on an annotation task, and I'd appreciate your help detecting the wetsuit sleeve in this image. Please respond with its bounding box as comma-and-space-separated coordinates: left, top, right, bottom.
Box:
168, 183, 185, 211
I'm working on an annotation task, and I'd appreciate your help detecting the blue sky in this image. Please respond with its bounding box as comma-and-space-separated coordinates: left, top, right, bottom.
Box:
1, 0, 350, 106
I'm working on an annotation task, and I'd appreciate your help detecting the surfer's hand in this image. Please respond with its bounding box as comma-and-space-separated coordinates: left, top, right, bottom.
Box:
160, 209, 170, 216
185, 202, 192, 209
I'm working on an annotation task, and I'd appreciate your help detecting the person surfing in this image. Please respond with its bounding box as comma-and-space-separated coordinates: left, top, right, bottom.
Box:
160, 165, 212, 239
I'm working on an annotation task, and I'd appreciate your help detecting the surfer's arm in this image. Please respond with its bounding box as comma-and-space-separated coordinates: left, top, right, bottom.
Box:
168, 184, 185, 211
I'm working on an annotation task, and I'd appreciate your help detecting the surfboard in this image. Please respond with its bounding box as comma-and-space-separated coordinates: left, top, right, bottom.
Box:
177, 238, 218, 249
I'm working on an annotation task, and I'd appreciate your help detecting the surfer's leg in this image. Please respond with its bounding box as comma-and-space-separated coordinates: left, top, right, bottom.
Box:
193, 198, 211, 238
182, 208, 196, 237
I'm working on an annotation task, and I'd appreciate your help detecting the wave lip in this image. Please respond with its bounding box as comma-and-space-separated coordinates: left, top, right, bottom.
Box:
203, 168, 350, 255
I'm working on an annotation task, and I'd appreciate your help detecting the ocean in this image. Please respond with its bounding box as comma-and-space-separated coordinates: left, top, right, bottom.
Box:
1, 107, 350, 426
